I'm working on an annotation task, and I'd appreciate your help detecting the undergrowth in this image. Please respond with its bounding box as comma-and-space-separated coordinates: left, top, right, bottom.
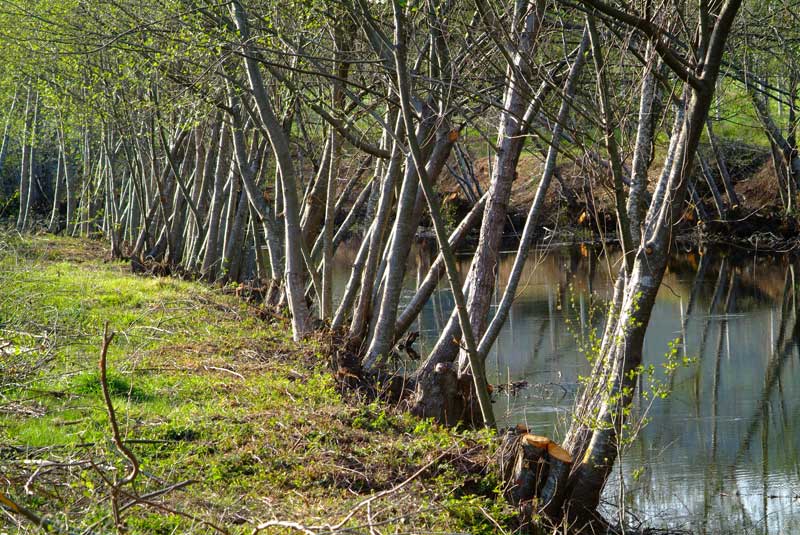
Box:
0, 233, 509, 534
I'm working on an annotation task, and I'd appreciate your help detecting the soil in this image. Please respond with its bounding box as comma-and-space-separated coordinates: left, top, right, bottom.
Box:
436, 140, 798, 253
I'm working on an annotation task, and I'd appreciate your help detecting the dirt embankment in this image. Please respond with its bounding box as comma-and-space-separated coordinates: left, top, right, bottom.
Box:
438, 141, 797, 251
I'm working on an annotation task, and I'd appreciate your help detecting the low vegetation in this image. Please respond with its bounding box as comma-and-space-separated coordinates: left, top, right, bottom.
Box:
0, 234, 508, 534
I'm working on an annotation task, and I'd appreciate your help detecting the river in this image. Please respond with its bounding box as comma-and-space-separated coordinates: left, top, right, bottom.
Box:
335, 242, 800, 534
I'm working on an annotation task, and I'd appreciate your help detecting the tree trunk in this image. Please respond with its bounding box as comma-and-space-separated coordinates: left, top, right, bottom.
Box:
393, 192, 487, 342
475, 27, 590, 359
705, 118, 740, 207
750, 86, 800, 190
232, 0, 311, 339
536, 0, 743, 527
16, 88, 34, 232
322, 126, 340, 320
48, 149, 64, 233
361, 106, 436, 371
420, 0, 546, 378
202, 120, 232, 279
0, 87, 18, 184
346, 112, 403, 338
389, 0, 494, 427
627, 43, 659, 246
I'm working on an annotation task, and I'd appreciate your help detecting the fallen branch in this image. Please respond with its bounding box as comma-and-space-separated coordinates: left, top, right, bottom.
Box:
203, 365, 245, 380
250, 447, 456, 535
0, 490, 70, 533
325, 447, 455, 532
251, 520, 317, 535
118, 479, 197, 514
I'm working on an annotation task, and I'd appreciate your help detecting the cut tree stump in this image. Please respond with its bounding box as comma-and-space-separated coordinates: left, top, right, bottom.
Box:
540, 442, 572, 518
498, 427, 574, 528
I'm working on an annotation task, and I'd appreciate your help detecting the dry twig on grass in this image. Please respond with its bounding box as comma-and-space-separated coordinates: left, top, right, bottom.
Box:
0, 490, 67, 533
99, 321, 140, 532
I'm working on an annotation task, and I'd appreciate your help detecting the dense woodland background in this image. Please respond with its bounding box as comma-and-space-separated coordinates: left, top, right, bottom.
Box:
1, 0, 799, 532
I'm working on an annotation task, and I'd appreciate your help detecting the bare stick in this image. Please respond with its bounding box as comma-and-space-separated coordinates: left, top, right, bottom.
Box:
0, 490, 66, 533
99, 321, 141, 533
251, 520, 316, 535
99, 321, 140, 486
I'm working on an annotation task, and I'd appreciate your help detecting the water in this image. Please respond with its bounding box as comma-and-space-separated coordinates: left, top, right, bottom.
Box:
334, 243, 800, 534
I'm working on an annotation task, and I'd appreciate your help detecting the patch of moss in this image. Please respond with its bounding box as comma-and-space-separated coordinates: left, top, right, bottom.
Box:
70, 371, 153, 402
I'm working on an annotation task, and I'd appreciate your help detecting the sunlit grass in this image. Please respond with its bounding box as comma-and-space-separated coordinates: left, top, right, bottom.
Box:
0, 233, 505, 534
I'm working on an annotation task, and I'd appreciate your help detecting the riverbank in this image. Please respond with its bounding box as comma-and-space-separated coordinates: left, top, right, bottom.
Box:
436, 141, 800, 254
0, 234, 507, 534
5, 234, 794, 534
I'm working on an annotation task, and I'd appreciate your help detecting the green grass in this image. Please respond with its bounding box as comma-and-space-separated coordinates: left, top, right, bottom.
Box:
0, 233, 508, 534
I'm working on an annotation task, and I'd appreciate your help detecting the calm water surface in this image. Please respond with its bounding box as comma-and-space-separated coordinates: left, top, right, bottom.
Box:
334, 244, 800, 534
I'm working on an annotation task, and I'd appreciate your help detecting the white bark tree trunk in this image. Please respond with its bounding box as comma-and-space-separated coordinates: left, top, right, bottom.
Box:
231, 0, 311, 339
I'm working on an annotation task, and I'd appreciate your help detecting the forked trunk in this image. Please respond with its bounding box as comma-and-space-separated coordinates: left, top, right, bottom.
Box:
503, 0, 743, 528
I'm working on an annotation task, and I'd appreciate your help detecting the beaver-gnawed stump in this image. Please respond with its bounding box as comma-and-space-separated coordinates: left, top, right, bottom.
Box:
498, 427, 574, 532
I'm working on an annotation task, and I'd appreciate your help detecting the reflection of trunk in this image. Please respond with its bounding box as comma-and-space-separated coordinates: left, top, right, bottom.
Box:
666, 249, 709, 393
760, 395, 769, 535
736, 264, 797, 459
692, 255, 728, 398
711, 269, 737, 456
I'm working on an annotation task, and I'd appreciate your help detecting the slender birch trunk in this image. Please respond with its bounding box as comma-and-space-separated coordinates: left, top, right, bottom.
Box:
231, 0, 311, 339
627, 43, 659, 246
16, 87, 34, 232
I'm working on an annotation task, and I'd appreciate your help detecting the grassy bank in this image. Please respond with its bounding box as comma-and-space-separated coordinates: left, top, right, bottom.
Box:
0, 234, 507, 534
